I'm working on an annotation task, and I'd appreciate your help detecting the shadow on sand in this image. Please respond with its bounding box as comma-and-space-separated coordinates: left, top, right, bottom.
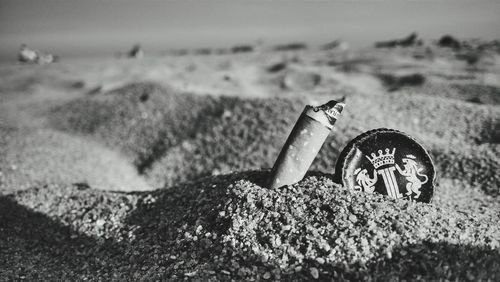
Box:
1, 173, 499, 280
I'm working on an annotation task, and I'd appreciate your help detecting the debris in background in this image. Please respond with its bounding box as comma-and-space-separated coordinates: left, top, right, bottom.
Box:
231, 45, 254, 53
71, 81, 86, 89
128, 44, 144, 58
322, 39, 350, 51
266, 62, 287, 73
18, 44, 58, 64
478, 40, 500, 54
377, 73, 426, 91
438, 35, 461, 49
375, 32, 421, 48
36, 52, 58, 64
413, 47, 435, 60
18, 44, 37, 63
456, 51, 481, 66
273, 42, 308, 51
72, 182, 91, 190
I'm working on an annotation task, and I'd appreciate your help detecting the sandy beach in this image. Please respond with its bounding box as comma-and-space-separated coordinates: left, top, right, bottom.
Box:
1, 40, 499, 280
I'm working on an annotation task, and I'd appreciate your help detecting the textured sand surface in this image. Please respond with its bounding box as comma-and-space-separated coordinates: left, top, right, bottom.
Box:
1, 173, 499, 280
0, 41, 499, 280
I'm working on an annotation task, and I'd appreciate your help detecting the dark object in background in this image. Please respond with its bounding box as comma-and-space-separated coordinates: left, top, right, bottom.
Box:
128, 44, 144, 58
377, 73, 426, 91
413, 47, 435, 60
456, 51, 481, 66
266, 62, 287, 73
273, 42, 308, 51
335, 128, 435, 203
322, 39, 349, 51
71, 81, 86, 89
72, 182, 91, 190
438, 35, 461, 49
478, 40, 500, 54
231, 45, 254, 53
268, 98, 346, 189
375, 32, 419, 48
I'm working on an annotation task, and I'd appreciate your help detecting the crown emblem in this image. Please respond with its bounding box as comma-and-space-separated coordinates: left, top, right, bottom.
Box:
366, 148, 396, 169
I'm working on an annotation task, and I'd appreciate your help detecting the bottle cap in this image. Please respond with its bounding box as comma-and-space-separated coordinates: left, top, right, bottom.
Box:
334, 128, 435, 203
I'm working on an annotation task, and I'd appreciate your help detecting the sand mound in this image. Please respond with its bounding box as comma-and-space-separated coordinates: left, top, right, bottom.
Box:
0, 128, 150, 193
48, 82, 308, 187
46, 82, 500, 196
1, 172, 498, 280
145, 96, 307, 187
146, 91, 500, 194
49, 82, 225, 172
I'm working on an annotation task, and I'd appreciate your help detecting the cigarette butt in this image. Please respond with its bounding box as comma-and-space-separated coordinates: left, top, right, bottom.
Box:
268, 98, 346, 189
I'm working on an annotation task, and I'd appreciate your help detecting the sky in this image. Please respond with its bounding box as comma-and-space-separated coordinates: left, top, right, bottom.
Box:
1, 0, 499, 62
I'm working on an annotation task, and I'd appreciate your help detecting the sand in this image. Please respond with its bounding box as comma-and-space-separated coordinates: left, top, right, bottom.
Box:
0, 40, 499, 280
1, 173, 499, 280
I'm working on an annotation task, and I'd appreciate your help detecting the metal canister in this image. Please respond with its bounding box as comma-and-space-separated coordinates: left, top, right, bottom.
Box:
268, 98, 345, 189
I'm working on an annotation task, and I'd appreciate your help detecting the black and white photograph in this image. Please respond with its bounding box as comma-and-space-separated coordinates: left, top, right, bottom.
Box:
0, 0, 499, 280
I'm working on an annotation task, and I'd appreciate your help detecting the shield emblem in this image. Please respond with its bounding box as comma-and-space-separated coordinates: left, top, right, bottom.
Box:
335, 129, 435, 203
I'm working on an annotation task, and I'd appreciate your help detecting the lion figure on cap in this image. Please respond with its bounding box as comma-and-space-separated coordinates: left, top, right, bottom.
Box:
354, 168, 377, 193
396, 154, 428, 199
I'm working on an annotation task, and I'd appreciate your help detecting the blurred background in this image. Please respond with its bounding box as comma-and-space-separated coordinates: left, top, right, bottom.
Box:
1, 0, 499, 62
